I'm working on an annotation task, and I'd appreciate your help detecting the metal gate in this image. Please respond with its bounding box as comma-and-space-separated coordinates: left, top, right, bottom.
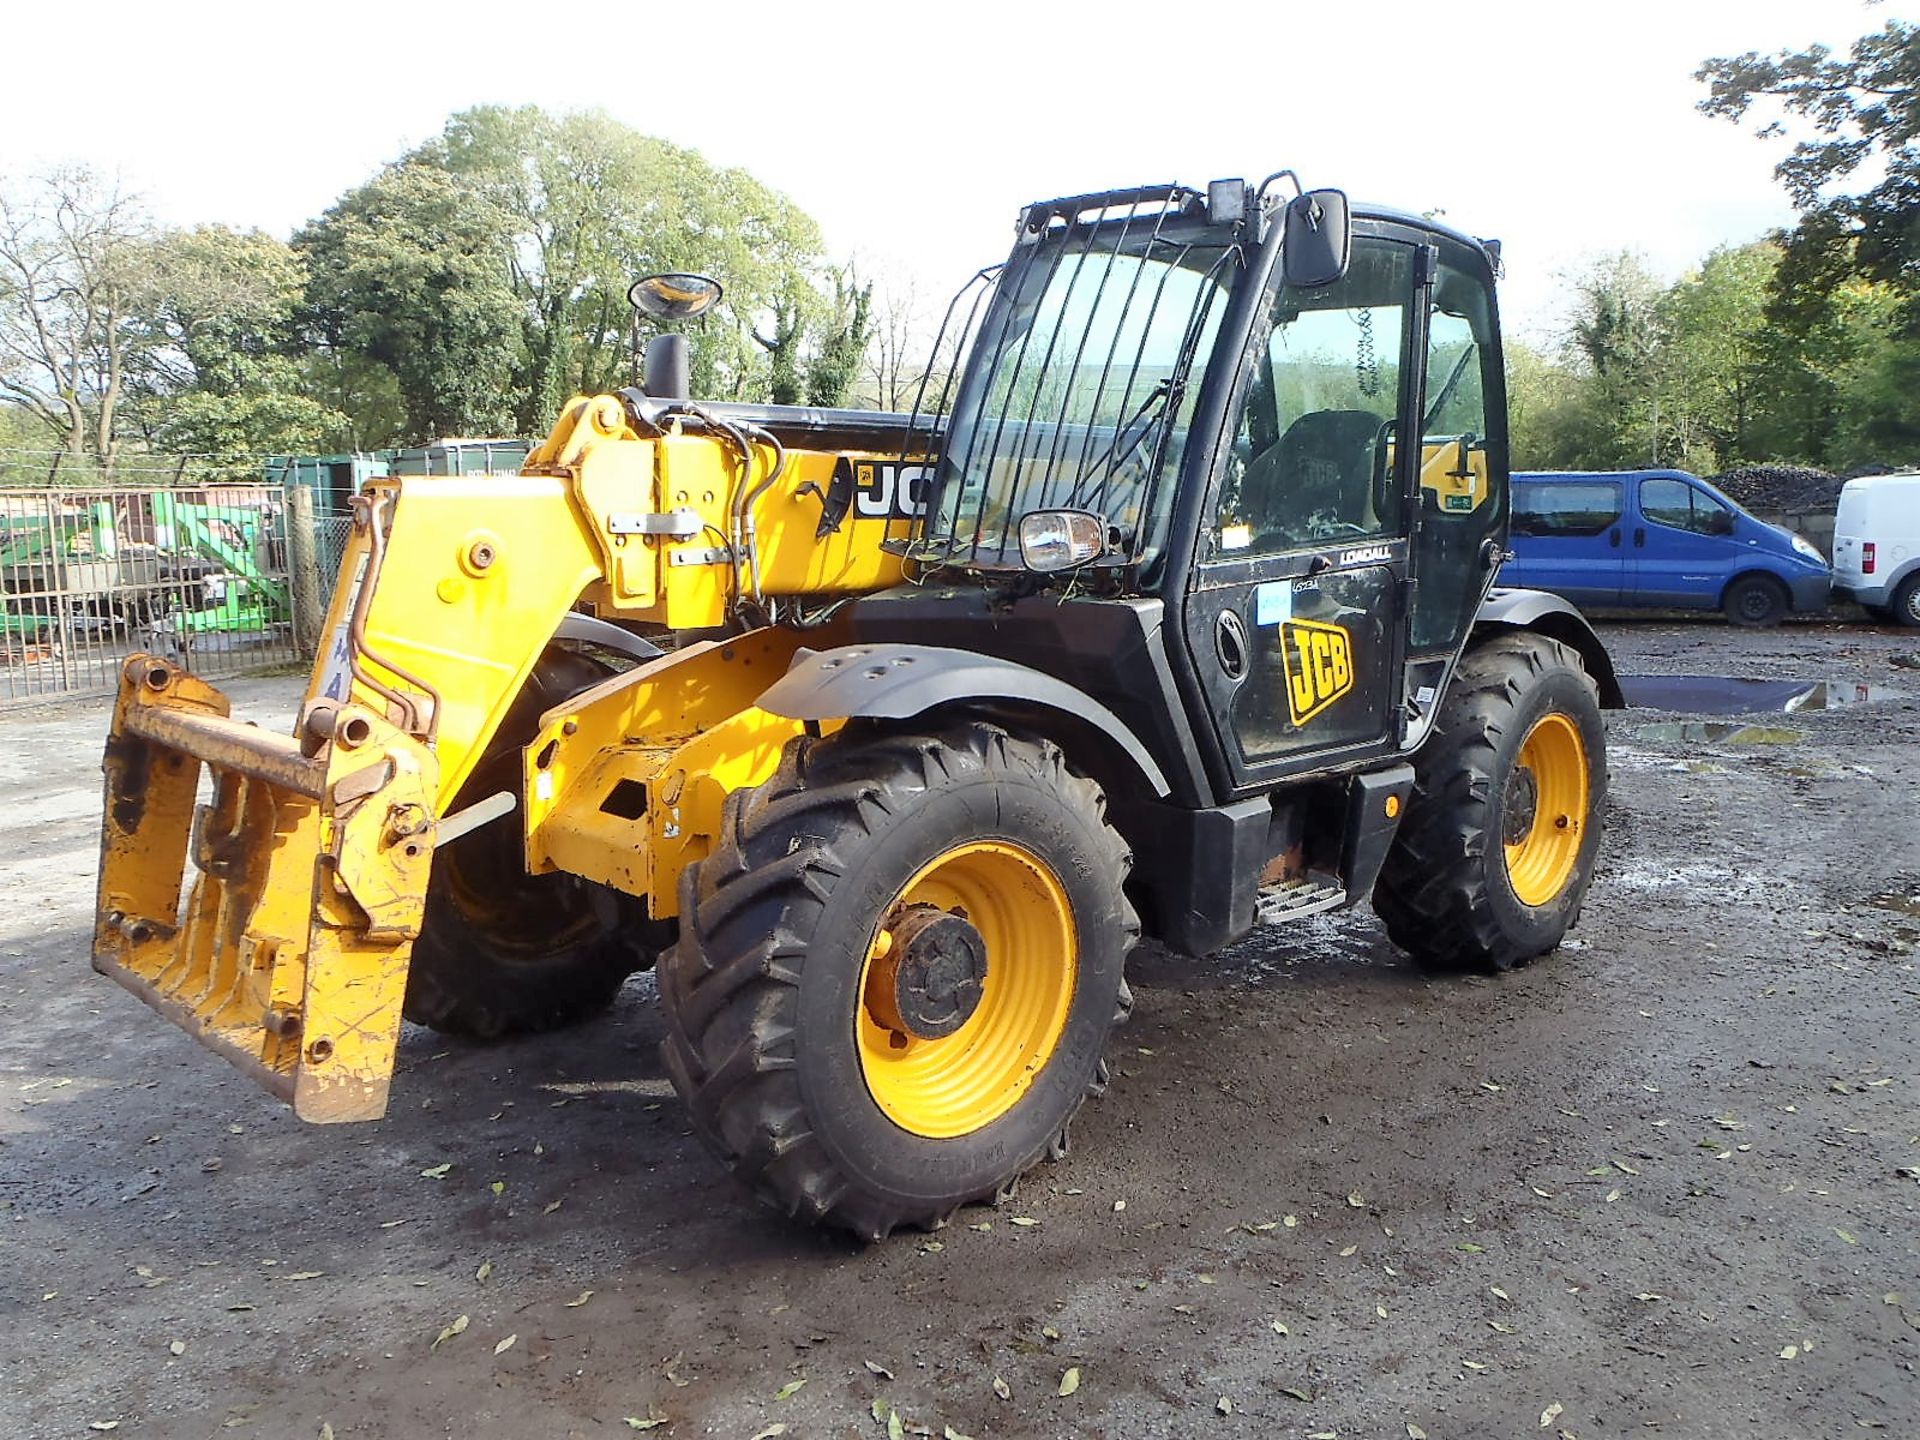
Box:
1, 484, 306, 706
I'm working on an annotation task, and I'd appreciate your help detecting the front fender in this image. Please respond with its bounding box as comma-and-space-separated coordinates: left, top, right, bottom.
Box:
758, 643, 1172, 797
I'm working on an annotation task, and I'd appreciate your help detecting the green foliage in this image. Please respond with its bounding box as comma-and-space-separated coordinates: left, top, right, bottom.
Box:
127, 225, 345, 462
295, 162, 522, 443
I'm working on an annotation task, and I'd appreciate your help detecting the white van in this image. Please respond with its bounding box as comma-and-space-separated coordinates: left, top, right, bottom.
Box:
1832, 473, 1920, 627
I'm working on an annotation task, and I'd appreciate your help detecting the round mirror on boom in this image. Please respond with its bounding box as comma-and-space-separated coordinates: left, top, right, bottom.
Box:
627, 273, 724, 322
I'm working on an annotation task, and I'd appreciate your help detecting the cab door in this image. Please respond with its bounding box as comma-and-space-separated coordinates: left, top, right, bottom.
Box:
1180, 227, 1420, 789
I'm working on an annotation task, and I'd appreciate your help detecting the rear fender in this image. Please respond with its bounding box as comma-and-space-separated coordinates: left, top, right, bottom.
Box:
1472, 588, 1624, 708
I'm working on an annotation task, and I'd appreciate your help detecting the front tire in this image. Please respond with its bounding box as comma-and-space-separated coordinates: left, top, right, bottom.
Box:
1723, 573, 1788, 628
658, 721, 1136, 1240
1374, 634, 1606, 973
403, 646, 664, 1040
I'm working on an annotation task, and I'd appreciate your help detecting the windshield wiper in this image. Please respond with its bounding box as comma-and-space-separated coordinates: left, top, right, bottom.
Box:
1068, 378, 1177, 510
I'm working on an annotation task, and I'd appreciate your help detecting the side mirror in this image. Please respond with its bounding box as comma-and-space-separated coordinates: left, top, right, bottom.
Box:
628, 272, 724, 322
1281, 189, 1352, 290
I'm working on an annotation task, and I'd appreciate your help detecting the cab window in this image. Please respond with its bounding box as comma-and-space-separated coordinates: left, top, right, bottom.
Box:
1212, 241, 1414, 557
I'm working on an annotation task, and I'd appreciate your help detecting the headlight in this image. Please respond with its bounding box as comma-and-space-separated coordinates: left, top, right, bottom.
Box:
1790, 533, 1825, 564
1017, 509, 1108, 572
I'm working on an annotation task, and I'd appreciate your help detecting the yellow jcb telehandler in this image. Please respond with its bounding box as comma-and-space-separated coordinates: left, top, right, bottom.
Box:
94, 179, 1621, 1238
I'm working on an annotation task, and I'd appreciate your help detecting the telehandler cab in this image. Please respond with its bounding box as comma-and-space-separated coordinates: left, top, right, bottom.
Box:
95, 178, 1619, 1239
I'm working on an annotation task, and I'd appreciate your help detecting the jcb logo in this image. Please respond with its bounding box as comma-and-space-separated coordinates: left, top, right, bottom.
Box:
1280, 619, 1355, 724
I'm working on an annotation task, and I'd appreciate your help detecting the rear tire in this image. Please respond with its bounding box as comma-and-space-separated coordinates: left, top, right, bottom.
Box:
1723, 573, 1788, 628
1891, 575, 1920, 629
1373, 634, 1606, 974
403, 646, 665, 1040
658, 720, 1136, 1240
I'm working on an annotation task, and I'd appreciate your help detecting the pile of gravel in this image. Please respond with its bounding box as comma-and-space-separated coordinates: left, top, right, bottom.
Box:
1709, 464, 1843, 513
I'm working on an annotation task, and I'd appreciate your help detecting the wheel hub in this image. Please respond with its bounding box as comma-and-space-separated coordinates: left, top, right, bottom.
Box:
865, 904, 988, 1040
1502, 764, 1540, 845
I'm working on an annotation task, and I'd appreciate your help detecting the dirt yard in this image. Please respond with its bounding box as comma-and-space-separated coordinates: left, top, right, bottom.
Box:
3, 619, 1918, 1440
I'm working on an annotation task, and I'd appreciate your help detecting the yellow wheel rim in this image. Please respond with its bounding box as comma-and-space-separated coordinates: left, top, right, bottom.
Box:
857, 841, 1077, 1139
1502, 712, 1589, 908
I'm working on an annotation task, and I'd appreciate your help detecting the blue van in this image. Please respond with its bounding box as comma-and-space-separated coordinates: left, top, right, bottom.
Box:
1505, 470, 1830, 626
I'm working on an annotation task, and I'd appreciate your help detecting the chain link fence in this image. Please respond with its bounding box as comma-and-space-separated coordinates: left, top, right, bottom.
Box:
0, 482, 314, 707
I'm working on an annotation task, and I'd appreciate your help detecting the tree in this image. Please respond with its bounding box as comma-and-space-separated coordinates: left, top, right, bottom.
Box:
806, 269, 873, 407
1653, 243, 1778, 469
125, 225, 344, 463
1698, 22, 1920, 306
295, 163, 522, 443
0, 167, 150, 467
1699, 20, 1920, 467
410, 106, 835, 427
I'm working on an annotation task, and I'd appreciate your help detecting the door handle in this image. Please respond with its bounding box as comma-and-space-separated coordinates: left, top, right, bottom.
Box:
1633, 527, 1646, 548
1215, 608, 1248, 682
1609, 529, 1621, 548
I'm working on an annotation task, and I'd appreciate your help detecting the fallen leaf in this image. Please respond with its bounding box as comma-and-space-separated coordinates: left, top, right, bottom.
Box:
1541, 1402, 1564, 1428
774, 1378, 806, 1400
490, 1181, 505, 1196
992, 1375, 1012, 1401
494, 1334, 517, 1356
1376, 1305, 1389, 1319
543, 1200, 562, 1214
865, 1358, 894, 1380
664, 1352, 691, 1387
943, 1427, 975, 1440
419, 1164, 451, 1178
750, 1426, 788, 1440
871, 1400, 888, 1423
1835, 1228, 1858, 1245
1041, 1325, 1060, 1340
1270, 1318, 1290, 1335
169, 1340, 185, 1356
1198, 1273, 1217, 1284
1339, 1244, 1359, 1257
1530, 1186, 1554, 1199
1612, 1159, 1640, 1176
1490, 1320, 1517, 1335
1281, 1385, 1313, 1402
1491, 1286, 1510, 1301
88, 1425, 119, 1434
1010, 1216, 1039, 1227
1173, 1304, 1196, 1315
1462, 1360, 1488, 1372
1283, 1214, 1299, 1227
1409, 1426, 1429, 1440
1347, 1192, 1366, 1208
622, 1418, 667, 1432
378, 1219, 409, 1229
887, 1412, 906, 1440
1112, 1200, 1126, 1212
564, 1290, 594, 1308
1458, 1242, 1486, 1253
431, 1314, 469, 1349
475, 1260, 493, 1283
320, 1425, 333, 1440
1216, 1396, 1233, 1415
1604, 1189, 1622, 1204
1058, 1366, 1081, 1397
1781, 1344, 1799, 1360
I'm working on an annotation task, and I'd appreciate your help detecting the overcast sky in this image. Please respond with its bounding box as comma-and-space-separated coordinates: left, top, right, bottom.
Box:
2, 0, 1887, 347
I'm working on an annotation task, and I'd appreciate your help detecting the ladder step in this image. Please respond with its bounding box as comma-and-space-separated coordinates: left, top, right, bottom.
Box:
1254, 873, 1349, 925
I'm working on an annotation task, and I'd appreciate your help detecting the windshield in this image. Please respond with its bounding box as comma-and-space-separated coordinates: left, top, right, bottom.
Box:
914, 199, 1238, 572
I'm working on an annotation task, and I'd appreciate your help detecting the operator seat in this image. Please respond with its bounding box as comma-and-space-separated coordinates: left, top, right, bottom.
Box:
1243, 408, 1382, 546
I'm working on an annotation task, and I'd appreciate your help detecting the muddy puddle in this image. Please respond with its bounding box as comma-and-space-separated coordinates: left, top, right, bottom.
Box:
1620, 673, 1901, 714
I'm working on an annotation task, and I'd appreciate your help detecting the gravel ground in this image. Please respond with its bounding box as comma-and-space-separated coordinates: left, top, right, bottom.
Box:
3, 618, 1918, 1440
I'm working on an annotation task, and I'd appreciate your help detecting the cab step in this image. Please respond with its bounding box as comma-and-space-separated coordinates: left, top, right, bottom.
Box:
1255, 872, 1349, 925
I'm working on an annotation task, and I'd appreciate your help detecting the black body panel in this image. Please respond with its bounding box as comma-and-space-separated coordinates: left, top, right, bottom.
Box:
1474, 587, 1625, 707
846, 588, 1214, 808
